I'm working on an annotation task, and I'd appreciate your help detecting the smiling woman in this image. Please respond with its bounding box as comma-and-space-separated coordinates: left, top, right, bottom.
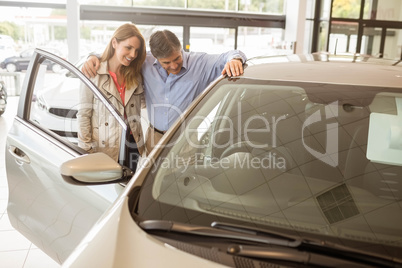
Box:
77, 23, 146, 171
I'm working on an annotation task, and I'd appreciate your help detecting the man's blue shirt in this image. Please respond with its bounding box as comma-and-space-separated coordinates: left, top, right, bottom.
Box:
142, 49, 247, 131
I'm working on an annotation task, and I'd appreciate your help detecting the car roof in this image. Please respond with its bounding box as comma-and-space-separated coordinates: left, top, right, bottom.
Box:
243, 53, 402, 88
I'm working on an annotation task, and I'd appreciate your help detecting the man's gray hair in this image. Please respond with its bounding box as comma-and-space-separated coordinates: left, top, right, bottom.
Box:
149, 30, 182, 59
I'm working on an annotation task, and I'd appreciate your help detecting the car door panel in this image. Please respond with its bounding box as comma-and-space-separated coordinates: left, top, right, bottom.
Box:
6, 49, 126, 263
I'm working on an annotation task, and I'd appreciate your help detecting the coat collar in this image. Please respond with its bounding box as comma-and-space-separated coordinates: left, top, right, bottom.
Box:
97, 61, 140, 106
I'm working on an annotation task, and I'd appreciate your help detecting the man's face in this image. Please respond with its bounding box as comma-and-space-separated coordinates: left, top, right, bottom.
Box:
157, 50, 183, 75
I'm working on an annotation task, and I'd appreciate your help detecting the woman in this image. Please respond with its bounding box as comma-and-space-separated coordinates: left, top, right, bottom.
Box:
77, 23, 146, 171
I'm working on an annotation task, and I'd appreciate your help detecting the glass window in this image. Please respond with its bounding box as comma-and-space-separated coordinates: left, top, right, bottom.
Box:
79, 22, 183, 56
383, 28, 402, 60
79, 0, 135, 6
363, 0, 375, 19
329, 21, 358, 54
187, 0, 236, 11
28, 56, 127, 164
239, 0, 285, 14
237, 27, 289, 58
132, 0, 185, 8
363, 0, 402, 21
29, 61, 81, 146
332, 0, 361, 19
360, 27, 382, 57
0, 6, 68, 58
7, 0, 66, 3
189, 27, 234, 53
79, 21, 132, 57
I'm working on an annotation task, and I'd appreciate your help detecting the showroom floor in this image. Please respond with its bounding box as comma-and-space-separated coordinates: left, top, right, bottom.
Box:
0, 96, 60, 267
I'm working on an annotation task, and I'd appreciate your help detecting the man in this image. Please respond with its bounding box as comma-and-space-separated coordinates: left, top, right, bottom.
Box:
82, 29, 247, 154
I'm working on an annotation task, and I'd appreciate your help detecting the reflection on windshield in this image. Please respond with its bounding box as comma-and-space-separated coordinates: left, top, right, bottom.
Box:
136, 78, 402, 259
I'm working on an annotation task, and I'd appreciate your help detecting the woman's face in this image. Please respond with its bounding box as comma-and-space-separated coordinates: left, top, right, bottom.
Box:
113, 36, 141, 66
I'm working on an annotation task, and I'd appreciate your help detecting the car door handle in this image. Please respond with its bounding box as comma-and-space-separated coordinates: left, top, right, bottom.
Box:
8, 145, 31, 164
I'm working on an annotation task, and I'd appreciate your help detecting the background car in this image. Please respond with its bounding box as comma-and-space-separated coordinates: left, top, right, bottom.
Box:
6, 50, 402, 267
29, 57, 87, 143
0, 47, 64, 72
0, 43, 17, 63
0, 80, 7, 116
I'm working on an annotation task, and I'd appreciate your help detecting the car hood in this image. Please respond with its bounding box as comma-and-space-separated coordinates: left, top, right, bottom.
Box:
62, 196, 227, 268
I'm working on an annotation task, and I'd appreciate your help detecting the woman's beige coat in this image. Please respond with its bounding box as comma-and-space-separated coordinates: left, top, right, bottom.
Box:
77, 61, 145, 161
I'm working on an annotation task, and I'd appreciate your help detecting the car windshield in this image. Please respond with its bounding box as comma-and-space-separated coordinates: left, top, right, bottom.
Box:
136, 77, 402, 259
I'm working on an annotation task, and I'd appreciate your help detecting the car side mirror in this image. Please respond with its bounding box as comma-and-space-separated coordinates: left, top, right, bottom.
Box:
60, 152, 133, 185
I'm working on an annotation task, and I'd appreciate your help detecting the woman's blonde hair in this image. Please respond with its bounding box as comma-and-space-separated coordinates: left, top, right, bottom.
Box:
101, 23, 146, 89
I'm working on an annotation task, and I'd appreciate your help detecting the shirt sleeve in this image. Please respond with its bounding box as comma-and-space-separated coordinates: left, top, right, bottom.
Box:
225, 50, 247, 63
205, 50, 247, 76
192, 50, 247, 95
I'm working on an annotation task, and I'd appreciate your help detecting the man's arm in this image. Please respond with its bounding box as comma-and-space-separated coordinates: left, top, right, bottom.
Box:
220, 50, 247, 77
222, 58, 244, 77
82, 55, 101, 78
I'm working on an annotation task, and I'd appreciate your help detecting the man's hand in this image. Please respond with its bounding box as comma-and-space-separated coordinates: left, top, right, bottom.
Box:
221, 58, 244, 77
82, 55, 101, 78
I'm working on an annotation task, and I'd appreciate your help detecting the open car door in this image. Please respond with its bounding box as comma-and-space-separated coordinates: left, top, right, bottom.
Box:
6, 49, 134, 263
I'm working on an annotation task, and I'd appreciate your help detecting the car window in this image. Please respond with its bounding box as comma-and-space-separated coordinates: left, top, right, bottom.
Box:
137, 78, 402, 259
28, 57, 126, 163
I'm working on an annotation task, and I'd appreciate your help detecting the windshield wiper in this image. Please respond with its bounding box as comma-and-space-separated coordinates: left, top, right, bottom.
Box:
211, 221, 300, 243
139, 219, 401, 267
213, 221, 402, 268
227, 244, 373, 267
139, 219, 301, 247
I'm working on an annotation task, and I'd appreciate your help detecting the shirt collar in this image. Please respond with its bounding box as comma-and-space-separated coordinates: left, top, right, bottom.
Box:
181, 50, 188, 70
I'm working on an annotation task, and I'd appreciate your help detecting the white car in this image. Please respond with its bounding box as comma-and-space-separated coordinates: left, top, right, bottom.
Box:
0, 43, 16, 63
30, 68, 80, 143
6, 49, 402, 267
